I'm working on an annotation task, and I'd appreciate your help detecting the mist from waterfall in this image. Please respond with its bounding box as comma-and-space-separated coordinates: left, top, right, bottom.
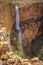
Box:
15, 5, 22, 43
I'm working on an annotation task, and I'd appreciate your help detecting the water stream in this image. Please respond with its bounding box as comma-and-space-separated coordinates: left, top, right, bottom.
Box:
15, 5, 22, 43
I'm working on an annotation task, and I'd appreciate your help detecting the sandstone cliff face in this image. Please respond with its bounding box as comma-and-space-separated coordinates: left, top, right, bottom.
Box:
20, 3, 43, 21
29, 3, 43, 19
0, 1, 15, 35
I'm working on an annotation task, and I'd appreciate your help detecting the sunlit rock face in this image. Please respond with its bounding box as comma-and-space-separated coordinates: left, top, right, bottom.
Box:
29, 3, 43, 19
19, 3, 43, 21
0, 1, 15, 35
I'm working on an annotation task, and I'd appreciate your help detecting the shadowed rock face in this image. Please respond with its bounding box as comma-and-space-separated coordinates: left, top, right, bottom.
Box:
20, 3, 43, 57
22, 21, 41, 57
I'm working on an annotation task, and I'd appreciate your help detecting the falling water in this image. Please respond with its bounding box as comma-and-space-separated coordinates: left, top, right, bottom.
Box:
19, 30, 22, 43
15, 6, 20, 30
15, 5, 22, 43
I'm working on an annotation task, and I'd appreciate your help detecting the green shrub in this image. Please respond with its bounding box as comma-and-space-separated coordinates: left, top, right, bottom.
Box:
10, 29, 25, 58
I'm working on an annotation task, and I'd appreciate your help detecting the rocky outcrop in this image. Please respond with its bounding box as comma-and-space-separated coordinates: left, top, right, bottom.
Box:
0, 42, 10, 56
0, 42, 43, 65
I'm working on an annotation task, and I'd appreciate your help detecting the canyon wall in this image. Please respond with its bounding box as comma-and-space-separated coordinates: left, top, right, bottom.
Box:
20, 3, 43, 57
0, 1, 43, 57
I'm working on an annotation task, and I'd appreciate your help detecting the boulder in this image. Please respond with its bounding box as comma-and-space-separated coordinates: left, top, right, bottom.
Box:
31, 57, 39, 63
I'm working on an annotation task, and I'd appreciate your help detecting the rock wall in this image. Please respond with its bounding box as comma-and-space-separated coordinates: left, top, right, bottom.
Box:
0, 1, 15, 35
20, 3, 43, 57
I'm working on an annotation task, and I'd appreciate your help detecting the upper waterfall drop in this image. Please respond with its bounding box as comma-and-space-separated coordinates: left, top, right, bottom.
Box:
15, 5, 22, 43
15, 5, 20, 30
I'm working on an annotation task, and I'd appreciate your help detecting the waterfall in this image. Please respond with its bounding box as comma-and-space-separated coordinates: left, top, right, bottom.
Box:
15, 5, 22, 43
15, 6, 20, 30
19, 30, 22, 43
